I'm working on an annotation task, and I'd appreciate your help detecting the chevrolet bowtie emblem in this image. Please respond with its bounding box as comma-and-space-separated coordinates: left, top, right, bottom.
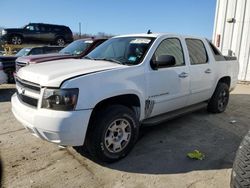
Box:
21, 87, 25, 95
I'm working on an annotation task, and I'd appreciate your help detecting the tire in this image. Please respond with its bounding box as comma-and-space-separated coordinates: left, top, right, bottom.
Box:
85, 105, 139, 163
231, 131, 250, 188
10, 35, 22, 45
55, 37, 65, 46
207, 82, 229, 113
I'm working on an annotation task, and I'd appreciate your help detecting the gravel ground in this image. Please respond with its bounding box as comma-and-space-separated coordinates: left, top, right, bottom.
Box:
1, 83, 250, 188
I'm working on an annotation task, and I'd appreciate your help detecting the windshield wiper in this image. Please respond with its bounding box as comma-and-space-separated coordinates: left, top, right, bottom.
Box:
94, 58, 125, 65
83, 56, 94, 60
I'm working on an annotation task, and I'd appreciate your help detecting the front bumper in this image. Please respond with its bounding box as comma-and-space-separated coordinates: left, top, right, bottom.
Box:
11, 93, 92, 146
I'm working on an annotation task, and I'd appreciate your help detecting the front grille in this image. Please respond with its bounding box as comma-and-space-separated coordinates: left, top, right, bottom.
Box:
17, 93, 38, 107
16, 61, 27, 72
16, 78, 40, 93
16, 77, 40, 107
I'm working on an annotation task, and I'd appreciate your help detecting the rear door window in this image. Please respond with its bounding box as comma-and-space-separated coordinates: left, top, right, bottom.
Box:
186, 39, 208, 65
207, 41, 226, 61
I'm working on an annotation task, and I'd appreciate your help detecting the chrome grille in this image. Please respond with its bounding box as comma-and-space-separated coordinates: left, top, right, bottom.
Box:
16, 77, 40, 107
16, 78, 40, 93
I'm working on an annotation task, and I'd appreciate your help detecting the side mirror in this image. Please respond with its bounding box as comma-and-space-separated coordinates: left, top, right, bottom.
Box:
151, 55, 176, 70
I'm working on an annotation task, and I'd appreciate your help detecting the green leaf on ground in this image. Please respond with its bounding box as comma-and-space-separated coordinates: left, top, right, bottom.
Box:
187, 150, 205, 160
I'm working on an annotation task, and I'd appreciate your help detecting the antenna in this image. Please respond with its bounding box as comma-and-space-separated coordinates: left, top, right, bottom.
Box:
147, 30, 152, 34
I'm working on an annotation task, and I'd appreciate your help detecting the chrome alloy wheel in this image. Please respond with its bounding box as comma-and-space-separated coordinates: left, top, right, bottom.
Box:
57, 38, 65, 46
12, 36, 22, 45
104, 119, 132, 153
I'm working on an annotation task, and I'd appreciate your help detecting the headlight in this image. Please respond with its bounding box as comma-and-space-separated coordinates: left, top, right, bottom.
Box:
42, 88, 79, 111
2, 30, 7, 35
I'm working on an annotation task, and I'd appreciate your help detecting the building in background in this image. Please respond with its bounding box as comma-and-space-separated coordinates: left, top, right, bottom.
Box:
213, 0, 250, 81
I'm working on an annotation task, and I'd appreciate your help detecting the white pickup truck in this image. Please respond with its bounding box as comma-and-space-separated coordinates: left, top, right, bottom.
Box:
12, 33, 239, 162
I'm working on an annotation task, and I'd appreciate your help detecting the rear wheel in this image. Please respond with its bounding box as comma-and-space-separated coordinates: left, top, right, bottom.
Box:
86, 105, 139, 163
11, 35, 22, 45
207, 82, 229, 113
55, 37, 65, 46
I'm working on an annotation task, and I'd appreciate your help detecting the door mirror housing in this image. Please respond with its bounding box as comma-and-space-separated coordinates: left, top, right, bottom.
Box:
151, 55, 176, 70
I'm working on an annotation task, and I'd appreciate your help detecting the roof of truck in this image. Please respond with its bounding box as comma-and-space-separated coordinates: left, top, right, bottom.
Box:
114, 33, 204, 39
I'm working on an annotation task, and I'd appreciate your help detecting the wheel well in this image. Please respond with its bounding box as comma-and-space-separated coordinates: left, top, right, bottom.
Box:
10, 33, 23, 39
85, 94, 141, 142
91, 94, 140, 117
55, 36, 65, 40
218, 76, 231, 88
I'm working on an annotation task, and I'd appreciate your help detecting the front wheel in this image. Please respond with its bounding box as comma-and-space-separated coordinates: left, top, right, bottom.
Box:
11, 35, 22, 45
207, 82, 229, 113
86, 105, 139, 163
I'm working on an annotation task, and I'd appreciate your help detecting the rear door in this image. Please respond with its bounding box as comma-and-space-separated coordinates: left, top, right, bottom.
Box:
185, 38, 214, 105
38, 25, 51, 42
146, 37, 190, 117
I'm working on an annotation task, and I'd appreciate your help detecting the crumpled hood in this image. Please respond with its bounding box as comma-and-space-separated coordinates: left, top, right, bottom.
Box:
17, 58, 125, 87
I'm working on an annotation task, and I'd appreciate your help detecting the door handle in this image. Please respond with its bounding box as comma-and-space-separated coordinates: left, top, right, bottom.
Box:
179, 72, 188, 78
205, 69, 212, 74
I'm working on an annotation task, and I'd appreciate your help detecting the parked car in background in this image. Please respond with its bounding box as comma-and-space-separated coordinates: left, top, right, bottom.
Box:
15, 38, 107, 71
12, 33, 239, 162
1, 23, 73, 46
1, 46, 62, 83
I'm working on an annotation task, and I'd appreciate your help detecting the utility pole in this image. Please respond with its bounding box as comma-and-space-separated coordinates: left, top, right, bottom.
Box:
79, 22, 81, 39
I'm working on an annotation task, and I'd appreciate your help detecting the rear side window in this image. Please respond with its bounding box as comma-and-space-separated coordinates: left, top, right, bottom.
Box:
186, 39, 208, 65
208, 41, 226, 61
154, 38, 185, 66
64, 27, 72, 33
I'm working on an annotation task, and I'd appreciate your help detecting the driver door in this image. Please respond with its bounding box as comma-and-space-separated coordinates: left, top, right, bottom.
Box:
23, 24, 40, 42
145, 37, 190, 118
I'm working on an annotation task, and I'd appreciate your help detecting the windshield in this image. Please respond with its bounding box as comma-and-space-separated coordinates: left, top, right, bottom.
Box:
15, 48, 31, 57
59, 40, 93, 55
85, 37, 154, 65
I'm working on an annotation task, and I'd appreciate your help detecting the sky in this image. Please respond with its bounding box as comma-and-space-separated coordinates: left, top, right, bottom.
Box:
0, 0, 216, 39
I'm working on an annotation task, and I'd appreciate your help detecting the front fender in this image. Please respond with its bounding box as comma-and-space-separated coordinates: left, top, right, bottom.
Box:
61, 66, 147, 120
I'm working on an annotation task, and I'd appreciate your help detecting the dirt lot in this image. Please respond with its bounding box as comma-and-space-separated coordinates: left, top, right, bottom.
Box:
1, 83, 250, 188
